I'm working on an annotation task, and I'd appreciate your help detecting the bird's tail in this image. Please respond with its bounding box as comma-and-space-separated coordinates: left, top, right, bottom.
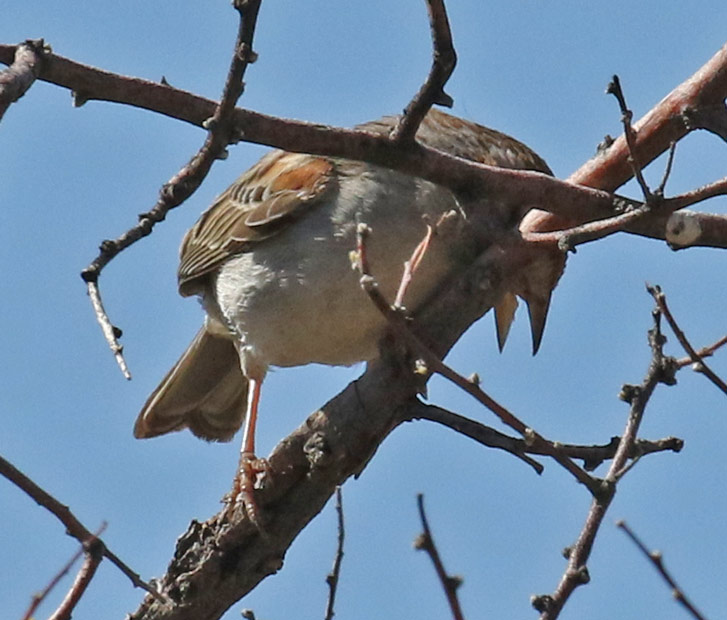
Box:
134, 326, 247, 442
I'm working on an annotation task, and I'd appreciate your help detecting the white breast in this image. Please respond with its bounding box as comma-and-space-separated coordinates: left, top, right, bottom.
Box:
211, 163, 461, 377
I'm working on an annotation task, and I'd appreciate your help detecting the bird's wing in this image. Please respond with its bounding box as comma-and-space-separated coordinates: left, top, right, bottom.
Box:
178, 150, 335, 296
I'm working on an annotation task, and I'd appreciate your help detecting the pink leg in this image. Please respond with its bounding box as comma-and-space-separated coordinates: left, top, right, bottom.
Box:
229, 376, 268, 526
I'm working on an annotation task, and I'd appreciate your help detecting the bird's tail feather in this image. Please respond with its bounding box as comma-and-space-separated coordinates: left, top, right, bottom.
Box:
134, 327, 247, 442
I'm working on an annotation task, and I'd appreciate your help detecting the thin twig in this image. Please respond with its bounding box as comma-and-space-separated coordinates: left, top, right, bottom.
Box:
414, 495, 465, 620
554, 203, 651, 252
0, 454, 161, 600
22, 522, 107, 620
390, 0, 456, 142
355, 224, 601, 496
324, 487, 345, 620
648, 284, 727, 396
405, 402, 682, 473
535, 288, 680, 619
47, 538, 104, 620
617, 520, 709, 620
607, 75, 654, 202
525, 175, 727, 252
405, 401, 544, 473
675, 334, 727, 368
80, 0, 262, 377
655, 142, 677, 196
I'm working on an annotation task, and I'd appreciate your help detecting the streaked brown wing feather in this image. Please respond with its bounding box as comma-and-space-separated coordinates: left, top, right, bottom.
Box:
178, 151, 335, 296
358, 108, 552, 175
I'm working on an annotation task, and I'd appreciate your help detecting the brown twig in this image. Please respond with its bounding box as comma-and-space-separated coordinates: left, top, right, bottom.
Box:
80, 0, 262, 377
47, 538, 104, 620
0, 38, 46, 120
405, 401, 544, 473
355, 223, 601, 495
525, 175, 727, 252
405, 402, 683, 473
607, 75, 654, 201
617, 520, 709, 620
21, 523, 107, 620
414, 494, 465, 620
324, 487, 345, 620
648, 284, 727, 396
390, 0, 456, 142
675, 334, 727, 368
655, 142, 677, 196
534, 289, 679, 618
0, 454, 160, 601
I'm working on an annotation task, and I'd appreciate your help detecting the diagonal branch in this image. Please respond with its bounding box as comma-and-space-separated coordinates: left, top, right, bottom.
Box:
0, 455, 159, 600
617, 520, 709, 620
79, 0, 262, 377
390, 0, 456, 142
414, 494, 465, 620
649, 284, 727, 396
535, 287, 681, 619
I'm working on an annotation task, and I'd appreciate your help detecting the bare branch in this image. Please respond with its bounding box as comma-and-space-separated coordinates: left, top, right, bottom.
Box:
404, 401, 544, 473
324, 487, 345, 620
0, 39, 46, 120
1, 44, 725, 245
0, 455, 159, 600
617, 521, 709, 620
414, 495, 465, 620
391, 0, 456, 142
47, 538, 104, 620
682, 102, 727, 141
79, 0, 262, 375
21, 523, 107, 620
405, 402, 682, 473
355, 223, 601, 495
536, 288, 681, 619
675, 334, 727, 368
649, 284, 727, 396
607, 75, 654, 201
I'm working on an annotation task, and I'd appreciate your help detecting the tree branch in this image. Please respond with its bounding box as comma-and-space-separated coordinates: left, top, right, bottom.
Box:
414, 494, 465, 620
0, 455, 159, 600
617, 520, 708, 620
0, 38, 46, 120
390, 0, 456, 142
534, 288, 680, 618
79, 0, 262, 377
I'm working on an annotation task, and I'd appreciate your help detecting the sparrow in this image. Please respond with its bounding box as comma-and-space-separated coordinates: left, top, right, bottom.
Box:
134, 109, 557, 519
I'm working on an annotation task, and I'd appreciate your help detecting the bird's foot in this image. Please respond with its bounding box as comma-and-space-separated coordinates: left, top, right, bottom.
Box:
225, 452, 270, 528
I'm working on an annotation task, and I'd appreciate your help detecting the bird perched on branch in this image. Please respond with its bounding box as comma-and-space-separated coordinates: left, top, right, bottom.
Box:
134, 109, 561, 522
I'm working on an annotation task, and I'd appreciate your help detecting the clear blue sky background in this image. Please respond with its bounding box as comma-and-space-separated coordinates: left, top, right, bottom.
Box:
2, 2, 726, 619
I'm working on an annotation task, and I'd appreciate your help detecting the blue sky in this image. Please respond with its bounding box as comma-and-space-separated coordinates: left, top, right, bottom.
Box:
2, 2, 726, 619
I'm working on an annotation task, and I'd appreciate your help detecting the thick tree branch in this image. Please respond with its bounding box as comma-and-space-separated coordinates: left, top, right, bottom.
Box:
2, 44, 726, 248
0, 38, 46, 120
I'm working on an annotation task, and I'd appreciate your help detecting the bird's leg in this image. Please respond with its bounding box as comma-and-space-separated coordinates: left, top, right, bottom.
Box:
228, 375, 268, 526
393, 223, 434, 309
